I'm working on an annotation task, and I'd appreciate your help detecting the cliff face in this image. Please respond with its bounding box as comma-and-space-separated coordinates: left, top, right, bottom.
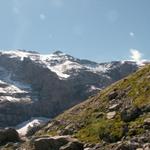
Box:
0, 50, 138, 127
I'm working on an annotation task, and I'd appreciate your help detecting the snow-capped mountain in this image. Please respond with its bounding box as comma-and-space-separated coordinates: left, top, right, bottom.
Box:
0, 49, 139, 127
1, 50, 118, 79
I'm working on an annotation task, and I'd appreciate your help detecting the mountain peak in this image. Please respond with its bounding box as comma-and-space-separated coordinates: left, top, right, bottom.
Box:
53, 50, 64, 55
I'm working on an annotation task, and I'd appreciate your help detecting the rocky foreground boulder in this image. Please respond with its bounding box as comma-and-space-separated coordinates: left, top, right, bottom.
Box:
0, 128, 20, 146
0, 136, 84, 150
32, 136, 83, 150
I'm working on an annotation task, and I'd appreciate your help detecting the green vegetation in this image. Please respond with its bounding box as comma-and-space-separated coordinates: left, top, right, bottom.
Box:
37, 65, 150, 144
127, 114, 149, 136
98, 119, 125, 143
75, 119, 125, 143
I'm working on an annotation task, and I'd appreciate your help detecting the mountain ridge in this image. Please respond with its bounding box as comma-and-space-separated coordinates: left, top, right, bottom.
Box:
0, 49, 139, 79
0, 49, 139, 128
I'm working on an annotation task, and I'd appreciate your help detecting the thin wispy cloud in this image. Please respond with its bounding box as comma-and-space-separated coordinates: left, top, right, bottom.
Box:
129, 32, 135, 37
40, 13, 46, 20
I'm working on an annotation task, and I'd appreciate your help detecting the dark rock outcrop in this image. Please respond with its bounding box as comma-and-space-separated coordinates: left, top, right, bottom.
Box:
108, 90, 118, 100
0, 128, 20, 146
121, 107, 141, 122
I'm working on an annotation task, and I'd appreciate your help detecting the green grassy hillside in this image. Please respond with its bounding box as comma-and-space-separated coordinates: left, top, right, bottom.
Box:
37, 65, 150, 146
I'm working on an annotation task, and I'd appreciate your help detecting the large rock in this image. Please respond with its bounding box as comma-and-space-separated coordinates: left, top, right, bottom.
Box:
108, 91, 118, 101
106, 111, 116, 119
0, 128, 20, 146
121, 107, 141, 122
30, 136, 83, 150
143, 118, 150, 130
109, 104, 120, 111
143, 143, 150, 150
115, 142, 140, 150
144, 118, 150, 126
141, 104, 150, 113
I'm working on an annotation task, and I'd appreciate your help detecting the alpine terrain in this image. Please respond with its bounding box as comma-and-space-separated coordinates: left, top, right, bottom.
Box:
0, 49, 138, 128
1, 58, 149, 150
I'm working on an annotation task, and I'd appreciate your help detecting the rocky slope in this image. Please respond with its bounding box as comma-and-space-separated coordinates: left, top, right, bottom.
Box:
0, 49, 138, 127
0, 64, 150, 150
33, 64, 150, 150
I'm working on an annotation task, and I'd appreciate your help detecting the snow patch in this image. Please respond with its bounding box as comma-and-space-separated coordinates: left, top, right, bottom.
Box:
16, 117, 49, 136
46, 60, 83, 79
88, 85, 101, 92
0, 50, 115, 79
0, 96, 21, 102
85, 63, 111, 73
0, 82, 28, 94
2, 72, 31, 90
1, 50, 39, 61
0, 69, 32, 102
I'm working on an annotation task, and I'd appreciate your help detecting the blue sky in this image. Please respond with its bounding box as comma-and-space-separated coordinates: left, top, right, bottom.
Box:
0, 0, 150, 62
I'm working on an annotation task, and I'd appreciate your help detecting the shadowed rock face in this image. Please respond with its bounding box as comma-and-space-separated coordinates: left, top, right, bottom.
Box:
0, 128, 20, 146
0, 50, 138, 127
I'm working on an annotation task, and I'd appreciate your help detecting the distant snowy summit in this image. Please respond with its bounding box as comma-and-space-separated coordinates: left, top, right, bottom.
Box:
0, 49, 140, 79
